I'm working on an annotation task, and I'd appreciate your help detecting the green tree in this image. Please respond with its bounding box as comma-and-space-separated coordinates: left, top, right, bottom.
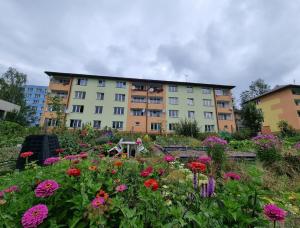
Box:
46, 95, 65, 128
240, 79, 271, 104
241, 102, 264, 136
277, 120, 296, 138
0, 67, 33, 125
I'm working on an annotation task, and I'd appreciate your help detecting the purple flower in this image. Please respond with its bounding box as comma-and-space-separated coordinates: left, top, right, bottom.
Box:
34, 180, 59, 198
21, 204, 48, 228
198, 155, 212, 164
44, 157, 60, 165
202, 136, 227, 148
64, 155, 78, 160
91, 197, 105, 208
200, 176, 215, 197
193, 172, 197, 190
294, 142, 300, 150
264, 204, 287, 222
224, 172, 241, 181
252, 134, 280, 149
164, 155, 175, 163
116, 184, 128, 192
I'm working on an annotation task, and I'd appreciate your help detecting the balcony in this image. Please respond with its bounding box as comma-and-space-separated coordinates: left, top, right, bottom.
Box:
49, 82, 70, 92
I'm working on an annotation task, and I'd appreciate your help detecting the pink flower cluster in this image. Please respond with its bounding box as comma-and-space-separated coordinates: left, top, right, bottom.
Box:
116, 184, 128, 192
35, 180, 59, 198
294, 142, 300, 150
91, 197, 105, 208
198, 155, 212, 164
202, 136, 227, 148
64, 152, 89, 161
164, 155, 175, 163
224, 172, 241, 180
252, 134, 280, 149
0, 185, 19, 198
21, 204, 48, 228
263, 204, 287, 222
140, 166, 153, 177
44, 157, 60, 166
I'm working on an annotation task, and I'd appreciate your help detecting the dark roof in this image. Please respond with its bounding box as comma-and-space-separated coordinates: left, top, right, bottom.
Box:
246, 84, 300, 102
45, 71, 235, 89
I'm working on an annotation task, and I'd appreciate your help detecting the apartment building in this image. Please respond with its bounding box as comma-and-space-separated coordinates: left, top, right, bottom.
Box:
41, 71, 236, 133
248, 84, 300, 133
24, 85, 48, 126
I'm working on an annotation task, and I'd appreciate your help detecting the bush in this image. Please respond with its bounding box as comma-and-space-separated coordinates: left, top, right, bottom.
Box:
218, 131, 232, 142
174, 119, 200, 137
197, 132, 218, 141
277, 120, 296, 138
232, 128, 252, 140
228, 140, 255, 151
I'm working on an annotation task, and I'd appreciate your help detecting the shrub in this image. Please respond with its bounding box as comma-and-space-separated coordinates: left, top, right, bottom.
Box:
232, 128, 252, 140
197, 132, 218, 141
228, 140, 255, 151
277, 120, 296, 138
174, 119, 200, 138
252, 134, 282, 164
218, 131, 232, 142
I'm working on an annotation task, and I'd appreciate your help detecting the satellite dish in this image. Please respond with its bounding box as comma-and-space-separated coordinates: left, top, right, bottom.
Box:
149, 88, 154, 92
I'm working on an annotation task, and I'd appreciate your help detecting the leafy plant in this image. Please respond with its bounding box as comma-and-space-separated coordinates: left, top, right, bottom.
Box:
174, 119, 200, 138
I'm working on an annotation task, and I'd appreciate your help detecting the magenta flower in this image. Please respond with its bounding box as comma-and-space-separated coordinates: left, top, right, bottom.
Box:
164, 155, 175, 163
0, 185, 19, 198
78, 152, 88, 159
294, 142, 300, 150
21, 204, 48, 228
264, 204, 287, 222
91, 197, 105, 208
34, 180, 59, 198
0, 191, 4, 198
44, 157, 60, 165
198, 155, 212, 164
64, 155, 77, 160
116, 184, 128, 192
203, 136, 227, 148
252, 134, 280, 149
224, 172, 241, 180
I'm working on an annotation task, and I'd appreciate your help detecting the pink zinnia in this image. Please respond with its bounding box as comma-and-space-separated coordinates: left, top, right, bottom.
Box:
64, 155, 77, 160
224, 172, 241, 180
140, 166, 153, 177
264, 204, 287, 222
35, 180, 59, 198
116, 184, 128, 192
198, 155, 212, 164
91, 197, 105, 208
44, 157, 60, 165
78, 152, 88, 159
21, 204, 48, 228
164, 155, 175, 163
4, 185, 19, 193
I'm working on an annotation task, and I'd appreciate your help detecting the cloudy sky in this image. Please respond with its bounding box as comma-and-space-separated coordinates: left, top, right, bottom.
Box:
1, 0, 300, 103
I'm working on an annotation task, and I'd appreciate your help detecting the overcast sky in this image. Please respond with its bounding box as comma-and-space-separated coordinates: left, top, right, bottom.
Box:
1, 0, 300, 103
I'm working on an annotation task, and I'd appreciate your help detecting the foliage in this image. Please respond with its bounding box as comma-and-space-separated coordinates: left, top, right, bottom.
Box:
45, 95, 65, 128
174, 118, 200, 137
218, 131, 232, 142
240, 78, 271, 104
277, 120, 296, 138
241, 102, 264, 136
197, 132, 219, 141
155, 135, 201, 148
232, 128, 252, 140
228, 140, 255, 152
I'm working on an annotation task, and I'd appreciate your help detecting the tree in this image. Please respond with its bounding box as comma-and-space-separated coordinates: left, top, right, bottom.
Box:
0, 67, 32, 125
240, 79, 271, 104
46, 95, 65, 128
240, 102, 264, 136
277, 120, 296, 138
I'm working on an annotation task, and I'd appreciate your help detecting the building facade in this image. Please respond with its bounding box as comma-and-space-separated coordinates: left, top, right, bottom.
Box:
24, 85, 48, 126
249, 85, 300, 133
41, 71, 236, 133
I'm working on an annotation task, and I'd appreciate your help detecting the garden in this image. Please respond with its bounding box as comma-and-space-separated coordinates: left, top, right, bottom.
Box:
0, 120, 300, 227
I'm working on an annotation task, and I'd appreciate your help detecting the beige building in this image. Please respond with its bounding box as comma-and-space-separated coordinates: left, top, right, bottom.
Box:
0, 99, 21, 120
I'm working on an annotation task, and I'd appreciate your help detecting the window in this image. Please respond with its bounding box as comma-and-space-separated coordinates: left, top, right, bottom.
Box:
255, 99, 261, 105
32, 106, 37, 111
187, 86, 193, 93
187, 98, 194, 106
203, 99, 213, 107
148, 110, 162, 117
205, 125, 215, 132
72, 105, 84, 113
188, 111, 195, 118
74, 91, 86, 99
112, 121, 123, 129
95, 106, 103, 114
47, 105, 54, 112
298, 111, 300, 117
169, 123, 176, 131
45, 118, 57, 127
36, 88, 42, 93
132, 83, 146, 91
169, 110, 179, 118
132, 109, 144, 116
114, 107, 124, 115
52, 91, 68, 98
292, 88, 300, 95
149, 97, 162, 104
151, 123, 161, 131
169, 85, 177, 92
98, 80, 105, 87
215, 89, 230, 96
96, 92, 104, 100
204, 112, 213, 119
218, 113, 232, 120
132, 96, 146, 103
70, 119, 82, 128
115, 94, 125, 102
26, 94, 32, 98
28, 88, 33, 92
93, 120, 101, 129
202, 88, 211, 94
33, 100, 39, 104
217, 101, 230, 108
77, 78, 87, 86
35, 94, 41, 98
116, 81, 126, 88
169, 97, 178, 105
294, 99, 300, 106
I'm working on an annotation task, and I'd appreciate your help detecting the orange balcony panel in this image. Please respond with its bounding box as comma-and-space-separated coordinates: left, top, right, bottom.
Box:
129, 103, 147, 109
131, 90, 148, 96
216, 107, 233, 113
49, 82, 70, 91
148, 103, 164, 110
215, 95, 232, 101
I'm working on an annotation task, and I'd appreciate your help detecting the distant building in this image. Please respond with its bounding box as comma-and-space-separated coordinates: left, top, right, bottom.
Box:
234, 109, 245, 131
247, 84, 300, 133
24, 85, 48, 126
41, 71, 236, 133
0, 99, 20, 120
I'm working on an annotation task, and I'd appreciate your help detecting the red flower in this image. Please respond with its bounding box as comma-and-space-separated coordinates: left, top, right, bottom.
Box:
67, 168, 81, 177
20, 151, 33, 158
140, 166, 153, 177
55, 148, 64, 154
188, 162, 206, 172
144, 179, 159, 191
111, 169, 117, 175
